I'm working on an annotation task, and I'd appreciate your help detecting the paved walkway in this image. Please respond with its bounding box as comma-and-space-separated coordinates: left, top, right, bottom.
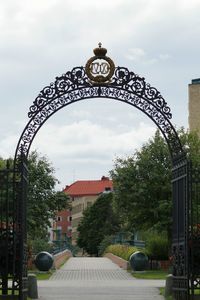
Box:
38, 257, 165, 300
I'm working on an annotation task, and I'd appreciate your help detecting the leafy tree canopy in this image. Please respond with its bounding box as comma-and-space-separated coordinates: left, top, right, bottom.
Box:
77, 192, 119, 256
27, 151, 70, 239
0, 151, 70, 240
110, 129, 200, 237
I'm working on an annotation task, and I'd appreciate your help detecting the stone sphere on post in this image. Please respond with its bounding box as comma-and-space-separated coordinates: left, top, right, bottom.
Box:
34, 251, 54, 272
129, 251, 148, 271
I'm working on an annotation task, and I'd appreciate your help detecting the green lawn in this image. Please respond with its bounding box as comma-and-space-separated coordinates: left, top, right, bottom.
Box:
132, 270, 168, 280
0, 289, 31, 299
160, 285, 200, 299
159, 287, 173, 300
0, 289, 18, 295
28, 271, 53, 280
27, 256, 70, 281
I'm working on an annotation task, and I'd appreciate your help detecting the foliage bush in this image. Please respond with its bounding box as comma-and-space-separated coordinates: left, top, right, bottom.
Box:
30, 238, 53, 255
98, 235, 115, 257
104, 244, 140, 261
145, 234, 169, 260
77, 193, 120, 256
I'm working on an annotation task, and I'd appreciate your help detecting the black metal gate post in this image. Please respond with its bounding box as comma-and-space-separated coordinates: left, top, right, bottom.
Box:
13, 154, 29, 300
0, 161, 16, 298
188, 162, 200, 298
0, 161, 13, 297
0, 45, 197, 299
0, 154, 28, 300
172, 155, 189, 299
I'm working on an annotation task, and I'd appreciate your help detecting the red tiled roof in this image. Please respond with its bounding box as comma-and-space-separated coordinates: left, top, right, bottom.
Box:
64, 176, 113, 197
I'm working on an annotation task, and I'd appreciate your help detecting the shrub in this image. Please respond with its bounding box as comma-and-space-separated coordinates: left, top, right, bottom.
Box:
98, 235, 115, 257
30, 238, 53, 255
146, 234, 169, 260
104, 244, 140, 261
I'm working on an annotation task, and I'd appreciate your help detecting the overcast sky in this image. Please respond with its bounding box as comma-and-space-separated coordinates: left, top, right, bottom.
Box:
0, 0, 200, 189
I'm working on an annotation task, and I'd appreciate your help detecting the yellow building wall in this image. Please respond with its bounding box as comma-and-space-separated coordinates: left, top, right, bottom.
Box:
188, 79, 200, 134
71, 195, 99, 244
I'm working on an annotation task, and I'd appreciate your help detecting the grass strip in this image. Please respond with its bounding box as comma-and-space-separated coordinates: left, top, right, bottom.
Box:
159, 287, 173, 300
132, 270, 168, 280
28, 271, 53, 280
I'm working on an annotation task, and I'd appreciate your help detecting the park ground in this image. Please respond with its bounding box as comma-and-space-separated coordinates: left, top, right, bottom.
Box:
37, 257, 165, 300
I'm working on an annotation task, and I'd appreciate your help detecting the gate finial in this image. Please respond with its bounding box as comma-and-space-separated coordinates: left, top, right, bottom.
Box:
85, 43, 115, 84
93, 43, 107, 57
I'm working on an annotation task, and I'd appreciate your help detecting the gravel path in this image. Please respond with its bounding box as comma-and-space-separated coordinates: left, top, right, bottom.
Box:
38, 257, 165, 300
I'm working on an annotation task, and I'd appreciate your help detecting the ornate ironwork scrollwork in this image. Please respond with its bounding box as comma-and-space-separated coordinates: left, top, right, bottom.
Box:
11, 48, 192, 300
28, 67, 90, 118
28, 66, 171, 119
85, 43, 115, 84
109, 67, 172, 119
16, 64, 182, 162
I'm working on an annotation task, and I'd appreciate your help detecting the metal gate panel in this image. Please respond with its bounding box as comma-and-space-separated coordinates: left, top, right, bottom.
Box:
188, 163, 200, 298
0, 162, 15, 297
172, 156, 189, 300
0, 49, 194, 299
0, 156, 28, 300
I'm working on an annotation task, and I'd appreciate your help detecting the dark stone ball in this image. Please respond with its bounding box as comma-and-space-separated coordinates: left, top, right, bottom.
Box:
34, 251, 53, 272
129, 251, 148, 271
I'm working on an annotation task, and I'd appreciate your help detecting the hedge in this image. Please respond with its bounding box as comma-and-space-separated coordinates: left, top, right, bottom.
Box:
104, 244, 140, 261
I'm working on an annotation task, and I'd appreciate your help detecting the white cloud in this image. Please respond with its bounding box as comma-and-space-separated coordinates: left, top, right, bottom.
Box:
71, 110, 91, 119
126, 48, 171, 65
125, 48, 146, 61
0, 0, 200, 186
0, 134, 19, 158
159, 54, 171, 61
29, 120, 156, 186
180, 0, 200, 10
32, 120, 155, 161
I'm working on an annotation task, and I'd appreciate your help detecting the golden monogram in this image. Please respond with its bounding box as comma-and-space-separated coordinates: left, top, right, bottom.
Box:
85, 43, 115, 84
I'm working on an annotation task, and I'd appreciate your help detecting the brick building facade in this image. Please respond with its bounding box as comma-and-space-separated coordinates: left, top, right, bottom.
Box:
52, 210, 72, 240
64, 176, 113, 244
188, 78, 200, 133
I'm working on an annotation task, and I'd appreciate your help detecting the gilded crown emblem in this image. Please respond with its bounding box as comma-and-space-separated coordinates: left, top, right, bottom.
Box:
85, 43, 115, 84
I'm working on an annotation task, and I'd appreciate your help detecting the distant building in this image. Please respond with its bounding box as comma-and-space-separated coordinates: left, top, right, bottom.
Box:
51, 209, 72, 248
64, 176, 113, 244
188, 78, 200, 133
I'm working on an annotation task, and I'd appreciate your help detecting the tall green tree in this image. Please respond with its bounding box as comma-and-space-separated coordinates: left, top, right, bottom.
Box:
110, 129, 200, 237
27, 151, 70, 239
110, 130, 171, 235
0, 151, 70, 240
77, 193, 119, 256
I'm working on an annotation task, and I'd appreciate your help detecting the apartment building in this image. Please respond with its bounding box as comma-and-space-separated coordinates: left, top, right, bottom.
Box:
188, 78, 200, 133
64, 176, 113, 244
51, 209, 72, 247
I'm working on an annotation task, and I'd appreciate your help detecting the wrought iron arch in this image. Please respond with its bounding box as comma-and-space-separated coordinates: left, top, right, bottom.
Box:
15, 66, 184, 162
0, 46, 194, 300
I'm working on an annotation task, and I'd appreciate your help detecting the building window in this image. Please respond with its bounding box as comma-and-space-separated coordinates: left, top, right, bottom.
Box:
72, 204, 83, 214
72, 217, 82, 228
68, 216, 72, 222
103, 187, 111, 193
57, 216, 62, 222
